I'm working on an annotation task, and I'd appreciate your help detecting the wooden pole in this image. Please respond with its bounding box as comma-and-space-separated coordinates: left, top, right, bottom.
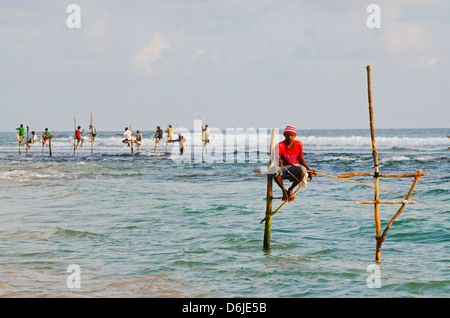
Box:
130, 125, 134, 155
25, 126, 29, 155
366, 65, 382, 263
378, 170, 423, 256
73, 117, 77, 155
18, 131, 22, 155
339, 171, 426, 178
263, 128, 276, 248
356, 200, 415, 205
90, 112, 94, 154
260, 184, 302, 224
165, 135, 169, 154
49, 133, 54, 157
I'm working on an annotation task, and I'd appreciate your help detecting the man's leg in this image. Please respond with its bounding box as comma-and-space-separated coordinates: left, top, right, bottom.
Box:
274, 175, 290, 201
285, 166, 304, 202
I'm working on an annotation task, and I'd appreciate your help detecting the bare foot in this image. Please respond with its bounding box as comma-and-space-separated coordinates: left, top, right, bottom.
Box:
287, 189, 296, 202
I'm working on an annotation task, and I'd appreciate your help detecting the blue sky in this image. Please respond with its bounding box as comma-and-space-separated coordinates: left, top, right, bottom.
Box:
1, 0, 449, 131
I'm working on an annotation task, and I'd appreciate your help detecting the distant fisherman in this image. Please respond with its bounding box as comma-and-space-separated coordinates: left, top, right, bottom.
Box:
171, 133, 186, 155
26, 131, 38, 151
134, 130, 143, 150
154, 126, 163, 143
116, 127, 133, 147
202, 124, 210, 144
88, 124, 97, 141
16, 124, 26, 145
41, 128, 52, 153
75, 126, 85, 149
273, 125, 316, 202
166, 124, 174, 142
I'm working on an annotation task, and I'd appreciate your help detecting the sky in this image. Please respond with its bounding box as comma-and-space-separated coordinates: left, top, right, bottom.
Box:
1, 0, 449, 132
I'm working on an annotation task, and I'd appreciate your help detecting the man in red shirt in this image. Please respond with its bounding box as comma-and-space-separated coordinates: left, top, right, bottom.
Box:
75, 126, 85, 149
274, 125, 315, 202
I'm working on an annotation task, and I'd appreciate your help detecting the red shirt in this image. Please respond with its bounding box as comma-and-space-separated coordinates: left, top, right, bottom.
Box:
75, 130, 81, 139
275, 140, 303, 166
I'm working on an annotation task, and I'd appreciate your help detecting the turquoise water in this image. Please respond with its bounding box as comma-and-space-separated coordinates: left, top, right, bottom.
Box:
0, 128, 448, 297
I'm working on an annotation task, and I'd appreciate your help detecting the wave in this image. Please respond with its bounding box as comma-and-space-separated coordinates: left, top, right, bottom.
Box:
2, 130, 449, 151
380, 155, 448, 163
0, 169, 66, 182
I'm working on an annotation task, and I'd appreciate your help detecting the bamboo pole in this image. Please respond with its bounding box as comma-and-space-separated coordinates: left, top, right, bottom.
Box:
367, 65, 383, 263
18, 132, 22, 155
73, 117, 77, 155
90, 112, 94, 154
263, 128, 276, 248
25, 126, 29, 155
256, 169, 436, 213
356, 200, 415, 205
380, 171, 423, 242
49, 133, 54, 157
130, 125, 134, 155
339, 171, 426, 178
260, 185, 302, 224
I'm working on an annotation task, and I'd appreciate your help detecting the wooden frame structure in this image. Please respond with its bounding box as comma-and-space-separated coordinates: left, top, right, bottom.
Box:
259, 65, 426, 263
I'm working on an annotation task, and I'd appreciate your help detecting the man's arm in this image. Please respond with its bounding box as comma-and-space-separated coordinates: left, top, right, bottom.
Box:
299, 158, 317, 179
299, 158, 309, 171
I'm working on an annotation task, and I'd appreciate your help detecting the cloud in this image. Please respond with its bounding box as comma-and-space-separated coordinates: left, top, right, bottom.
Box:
221, 59, 241, 75
189, 48, 207, 66
131, 34, 171, 75
382, 23, 426, 52
0, 8, 36, 25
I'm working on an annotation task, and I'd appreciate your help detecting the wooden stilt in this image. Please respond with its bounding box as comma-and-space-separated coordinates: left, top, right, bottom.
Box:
25, 126, 29, 155
356, 200, 415, 205
263, 128, 276, 248
264, 175, 273, 249
260, 185, 302, 224
90, 112, 94, 154
381, 171, 422, 237
130, 125, 134, 155
49, 133, 54, 157
366, 65, 382, 263
73, 117, 77, 155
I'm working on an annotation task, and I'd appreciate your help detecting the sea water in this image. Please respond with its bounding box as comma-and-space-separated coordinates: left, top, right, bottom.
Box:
0, 128, 448, 297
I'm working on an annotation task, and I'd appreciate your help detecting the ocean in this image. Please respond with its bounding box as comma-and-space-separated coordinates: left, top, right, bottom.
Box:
0, 128, 448, 298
